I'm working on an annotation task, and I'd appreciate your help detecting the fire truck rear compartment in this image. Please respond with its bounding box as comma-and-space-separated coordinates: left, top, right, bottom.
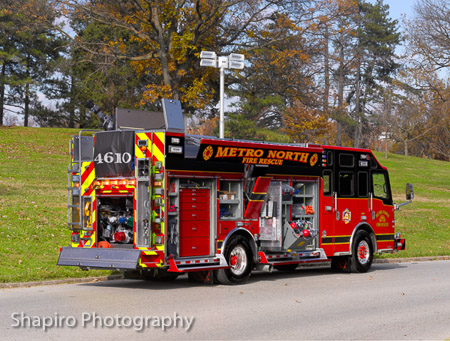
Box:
97, 196, 134, 247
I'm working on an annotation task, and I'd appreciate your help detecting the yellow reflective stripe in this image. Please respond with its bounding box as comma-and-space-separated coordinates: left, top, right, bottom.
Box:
81, 162, 95, 191
153, 132, 165, 162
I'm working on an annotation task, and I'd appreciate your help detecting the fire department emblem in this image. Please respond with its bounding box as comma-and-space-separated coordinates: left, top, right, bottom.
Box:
203, 145, 214, 161
343, 208, 351, 224
310, 153, 318, 166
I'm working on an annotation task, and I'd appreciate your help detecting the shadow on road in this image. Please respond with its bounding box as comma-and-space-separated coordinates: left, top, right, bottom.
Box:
80, 262, 406, 290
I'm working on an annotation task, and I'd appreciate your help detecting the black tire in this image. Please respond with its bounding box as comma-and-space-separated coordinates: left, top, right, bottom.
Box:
274, 264, 298, 271
141, 268, 179, 281
350, 230, 373, 273
188, 271, 211, 283
331, 256, 351, 272
215, 236, 253, 285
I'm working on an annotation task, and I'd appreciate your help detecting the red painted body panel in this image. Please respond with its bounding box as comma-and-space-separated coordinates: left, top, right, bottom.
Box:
244, 176, 272, 219
179, 237, 210, 257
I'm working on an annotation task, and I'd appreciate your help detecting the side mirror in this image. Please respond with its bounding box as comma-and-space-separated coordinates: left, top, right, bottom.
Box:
395, 183, 414, 211
406, 183, 414, 201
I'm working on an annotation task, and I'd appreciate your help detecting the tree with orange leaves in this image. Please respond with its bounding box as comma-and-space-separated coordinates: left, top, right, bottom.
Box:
283, 100, 332, 143
58, 0, 300, 116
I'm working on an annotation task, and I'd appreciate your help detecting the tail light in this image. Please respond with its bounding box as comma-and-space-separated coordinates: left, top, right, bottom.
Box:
92, 179, 137, 189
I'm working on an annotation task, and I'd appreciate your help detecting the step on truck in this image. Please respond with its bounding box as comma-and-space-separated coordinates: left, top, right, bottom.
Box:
58, 99, 413, 284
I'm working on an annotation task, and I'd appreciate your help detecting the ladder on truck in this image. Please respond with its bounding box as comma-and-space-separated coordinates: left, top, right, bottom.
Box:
67, 130, 98, 235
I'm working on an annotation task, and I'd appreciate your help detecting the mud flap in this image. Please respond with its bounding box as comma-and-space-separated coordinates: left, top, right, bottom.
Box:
395, 238, 406, 251
57, 247, 141, 270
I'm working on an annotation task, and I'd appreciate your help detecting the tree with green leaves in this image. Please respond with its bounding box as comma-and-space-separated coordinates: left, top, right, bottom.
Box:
0, 0, 64, 127
318, 0, 400, 147
349, 0, 400, 148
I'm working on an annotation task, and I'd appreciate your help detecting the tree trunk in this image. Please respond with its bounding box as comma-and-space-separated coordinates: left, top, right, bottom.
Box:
0, 63, 6, 126
24, 81, 29, 127
69, 74, 75, 128
323, 24, 330, 115
80, 107, 86, 128
354, 57, 361, 148
384, 89, 391, 159
336, 33, 345, 146
24, 54, 31, 127
152, 5, 176, 99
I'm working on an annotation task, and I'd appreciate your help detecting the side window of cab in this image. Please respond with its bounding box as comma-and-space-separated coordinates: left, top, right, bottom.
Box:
372, 172, 392, 204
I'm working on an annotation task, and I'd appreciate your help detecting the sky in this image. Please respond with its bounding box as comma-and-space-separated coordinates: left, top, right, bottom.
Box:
382, 0, 417, 20
377, 0, 417, 54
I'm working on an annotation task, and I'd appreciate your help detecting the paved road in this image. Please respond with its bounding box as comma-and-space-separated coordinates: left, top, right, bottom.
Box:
1, 260, 449, 340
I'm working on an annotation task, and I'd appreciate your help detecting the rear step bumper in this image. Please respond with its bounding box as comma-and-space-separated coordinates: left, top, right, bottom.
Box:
168, 255, 231, 273
57, 247, 141, 270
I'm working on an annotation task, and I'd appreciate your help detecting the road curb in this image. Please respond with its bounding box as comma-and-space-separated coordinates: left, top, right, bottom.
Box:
0, 274, 124, 289
374, 255, 450, 263
1, 256, 449, 289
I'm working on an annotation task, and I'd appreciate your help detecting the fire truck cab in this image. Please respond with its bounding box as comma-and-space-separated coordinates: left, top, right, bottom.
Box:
58, 99, 410, 284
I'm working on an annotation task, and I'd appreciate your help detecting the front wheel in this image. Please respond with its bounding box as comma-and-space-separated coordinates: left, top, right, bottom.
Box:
350, 230, 373, 273
215, 236, 253, 285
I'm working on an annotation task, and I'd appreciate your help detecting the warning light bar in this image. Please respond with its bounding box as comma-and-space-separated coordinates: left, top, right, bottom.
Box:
92, 179, 137, 189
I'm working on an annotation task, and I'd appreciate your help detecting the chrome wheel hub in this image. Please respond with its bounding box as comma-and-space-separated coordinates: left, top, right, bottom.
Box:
357, 240, 370, 264
230, 245, 247, 276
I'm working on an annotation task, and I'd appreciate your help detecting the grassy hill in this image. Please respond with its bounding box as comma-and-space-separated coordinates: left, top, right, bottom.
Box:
374, 152, 450, 258
0, 127, 449, 283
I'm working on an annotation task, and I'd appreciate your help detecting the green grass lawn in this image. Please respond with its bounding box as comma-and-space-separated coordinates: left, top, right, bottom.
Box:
374, 152, 450, 258
0, 127, 449, 283
0, 127, 107, 283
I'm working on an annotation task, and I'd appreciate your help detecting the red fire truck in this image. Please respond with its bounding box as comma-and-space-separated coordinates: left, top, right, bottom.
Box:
58, 99, 412, 284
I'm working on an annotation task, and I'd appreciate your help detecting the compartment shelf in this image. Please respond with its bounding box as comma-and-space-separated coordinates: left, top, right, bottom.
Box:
218, 180, 242, 220
219, 199, 240, 204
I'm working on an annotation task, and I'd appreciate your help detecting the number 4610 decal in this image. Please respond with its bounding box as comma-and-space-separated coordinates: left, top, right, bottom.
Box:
94, 152, 132, 164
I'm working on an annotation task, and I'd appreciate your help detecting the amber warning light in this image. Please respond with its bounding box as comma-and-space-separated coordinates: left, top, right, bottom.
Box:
93, 179, 136, 189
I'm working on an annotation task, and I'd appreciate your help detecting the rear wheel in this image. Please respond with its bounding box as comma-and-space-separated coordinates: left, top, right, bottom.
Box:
215, 236, 253, 285
350, 230, 373, 273
188, 271, 212, 283
331, 256, 351, 272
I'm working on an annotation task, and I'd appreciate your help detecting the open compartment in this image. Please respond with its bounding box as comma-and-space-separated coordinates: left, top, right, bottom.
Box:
97, 196, 134, 248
